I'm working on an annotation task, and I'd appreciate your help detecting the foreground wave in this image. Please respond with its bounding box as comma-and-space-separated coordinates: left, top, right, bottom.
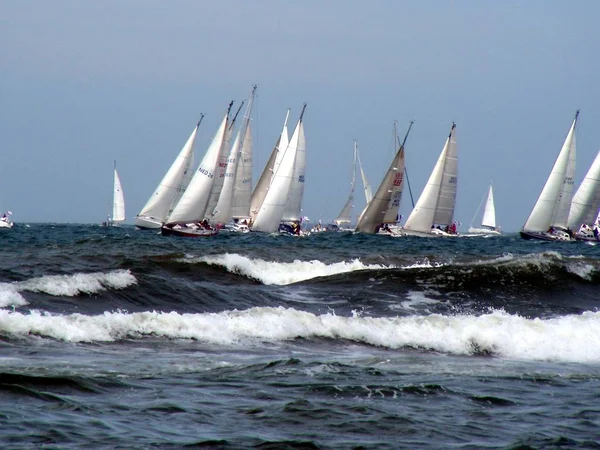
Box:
2, 306, 599, 363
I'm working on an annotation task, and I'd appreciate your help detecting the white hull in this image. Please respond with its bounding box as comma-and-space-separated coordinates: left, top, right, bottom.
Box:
402, 228, 458, 238
0, 220, 14, 229
467, 227, 501, 235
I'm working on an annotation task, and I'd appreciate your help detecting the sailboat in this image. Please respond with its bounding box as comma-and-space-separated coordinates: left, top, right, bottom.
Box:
210, 85, 257, 230
402, 123, 459, 237
332, 141, 358, 228
103, 161, 125, 227
251, 104, 307, 234
520, 111, 578, 241
332, 141, 371, 230
161, 102, 233, 237
467, 184, 501, 235
134, 116, 203, 229
280, 104, 307, 232
568, 149, 600, 241
249, 109, 290, 223
355, 122, 413, 235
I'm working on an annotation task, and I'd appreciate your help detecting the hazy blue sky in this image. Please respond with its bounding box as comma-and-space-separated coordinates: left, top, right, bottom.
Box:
2, 0, 599, 231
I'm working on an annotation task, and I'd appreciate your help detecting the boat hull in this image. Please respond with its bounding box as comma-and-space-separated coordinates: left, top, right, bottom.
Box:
467, 227, 501, 235
0, 221, 13, 229
161, 225, 219, 238
519, 230, 572, 242
401, 228, 458, 238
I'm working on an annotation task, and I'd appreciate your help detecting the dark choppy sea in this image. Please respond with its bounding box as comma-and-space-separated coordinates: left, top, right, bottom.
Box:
1, 224, 600, 449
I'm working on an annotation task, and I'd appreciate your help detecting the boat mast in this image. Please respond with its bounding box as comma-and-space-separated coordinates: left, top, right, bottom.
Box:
396, 121, 415, 208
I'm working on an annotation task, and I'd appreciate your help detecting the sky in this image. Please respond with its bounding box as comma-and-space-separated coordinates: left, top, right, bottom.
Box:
1, 0, 599, 231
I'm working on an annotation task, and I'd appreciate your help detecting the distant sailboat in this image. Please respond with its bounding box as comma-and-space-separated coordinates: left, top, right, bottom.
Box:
134, 116, 203, 229
333, 141, 372, 228
520, 111, 578, 241
104, 161, 125, 226
356, 122, 413, 234
333, 141, 358, 227
468, 184, 501, 235
251, 104, 307, 233
568, 149, 600, 241
161, 102, 233, 237
403, 123, 458, 237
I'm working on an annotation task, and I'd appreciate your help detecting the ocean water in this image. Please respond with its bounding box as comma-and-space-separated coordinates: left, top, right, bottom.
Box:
1, 224, 600, 449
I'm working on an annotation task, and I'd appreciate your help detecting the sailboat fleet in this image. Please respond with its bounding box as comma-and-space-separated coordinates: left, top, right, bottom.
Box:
101, 91, 600, 244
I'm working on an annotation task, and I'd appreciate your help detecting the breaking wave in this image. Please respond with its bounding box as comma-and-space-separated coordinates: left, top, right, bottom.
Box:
0, 270, 137, 307
2, 306, 600, 363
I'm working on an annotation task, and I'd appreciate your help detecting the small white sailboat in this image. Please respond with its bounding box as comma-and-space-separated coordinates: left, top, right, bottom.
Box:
403, 123, 459, 237
103, 161, 125, 227
251, 104, 307, 234
162, 102, 233, 237
467, 184, 501, 235
332, 141, 371, 230
568, 149, 600, 241
355, 122, 413, 235
333, 141, 358, 228
520, 111, 578, 241
135, 116, 203, 229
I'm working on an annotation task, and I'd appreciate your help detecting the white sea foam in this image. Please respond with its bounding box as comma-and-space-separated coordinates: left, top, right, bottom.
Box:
0, 270, 137, 307
182, 253, 394, 285
2, 307, 600, 363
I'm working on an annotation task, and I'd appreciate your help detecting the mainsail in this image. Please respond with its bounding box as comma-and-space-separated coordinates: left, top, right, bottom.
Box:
523, 111, 578, 232
112, 162, 125, 223
252, 105, 306, 232
167, 103, 232, 224
567, 148, 600, 230
404, 123, 458, 233
134, 117, 202, 229
281, 103, 307, 222
356, 122, 412, 233
205, 102, 244, 221
249, 110, 290, 221
211, 86, 257, 224
481, 184, 497, 229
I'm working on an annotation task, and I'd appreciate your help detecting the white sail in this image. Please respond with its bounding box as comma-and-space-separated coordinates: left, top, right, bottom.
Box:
249, 110, 290, 221
211, 87, 257, 224
357, 146, 372, 204
252, 105, 306, 232
356, 145, 407, 233
404, 123, 457, 233
568, 149, 600, 230
481, 184, 496, 229
206, 103, 243, 220
112, 163, 125, 223
523, 112, 578, 232
334, 141, 358, 225
167, 104, 231, 224
281, 106, 307, 222
134, 120, 201, 228
231, 125, 254, 218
